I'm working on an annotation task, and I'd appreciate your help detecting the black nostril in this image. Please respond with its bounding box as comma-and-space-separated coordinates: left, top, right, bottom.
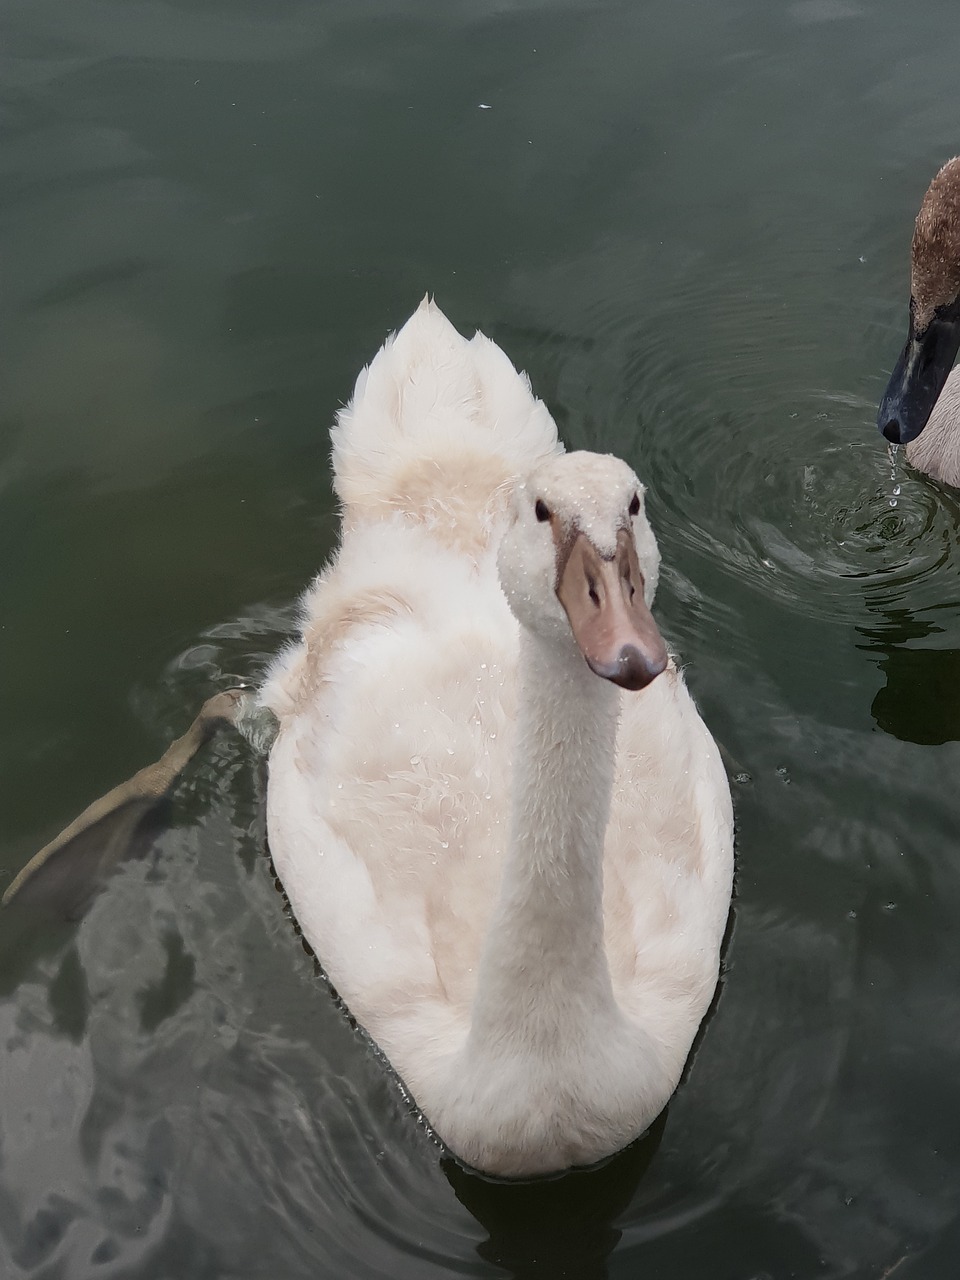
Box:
881, 418, 902, 444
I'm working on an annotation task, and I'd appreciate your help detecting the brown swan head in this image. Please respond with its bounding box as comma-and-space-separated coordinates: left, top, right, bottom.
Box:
879, 156, 960, 446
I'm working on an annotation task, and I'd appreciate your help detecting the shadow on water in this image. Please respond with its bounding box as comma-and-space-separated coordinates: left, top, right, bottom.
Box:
443, 1114, 667, 1280
855, 477, 960, 745
860, 606, 960, 745
826, 465, 960, 745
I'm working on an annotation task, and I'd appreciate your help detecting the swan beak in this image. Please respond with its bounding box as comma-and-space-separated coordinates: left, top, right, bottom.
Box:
878, 305, 960, 445
556, 528, 668, 691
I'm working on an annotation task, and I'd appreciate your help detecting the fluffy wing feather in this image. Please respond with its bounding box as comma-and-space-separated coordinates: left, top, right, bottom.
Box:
262, 299, 733, 1093
330, 296, 562, 549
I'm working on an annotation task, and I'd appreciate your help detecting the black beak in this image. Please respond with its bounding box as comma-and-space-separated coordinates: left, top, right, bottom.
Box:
878, 304, 960, 445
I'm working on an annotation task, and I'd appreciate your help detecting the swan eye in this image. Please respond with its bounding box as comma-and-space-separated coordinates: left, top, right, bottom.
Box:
535, 499, 551, 523
628, 493, 640, 517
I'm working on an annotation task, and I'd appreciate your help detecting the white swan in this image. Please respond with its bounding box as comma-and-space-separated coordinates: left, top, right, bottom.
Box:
261, 299, 734, 1178
879, 155, 960, 486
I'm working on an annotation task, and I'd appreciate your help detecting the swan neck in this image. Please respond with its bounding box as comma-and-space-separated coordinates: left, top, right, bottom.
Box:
469, 628, 621, 1043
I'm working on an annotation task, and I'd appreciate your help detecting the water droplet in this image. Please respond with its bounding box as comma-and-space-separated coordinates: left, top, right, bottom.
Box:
776, 766, 791, 784
410, 755, 421, 765
845, 909, 857, 921
441, 841, 449, 849
882, 901, 897, 912
733, 771, 752, 785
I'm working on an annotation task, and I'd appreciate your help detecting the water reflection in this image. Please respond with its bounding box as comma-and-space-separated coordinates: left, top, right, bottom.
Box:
2, 801, 172, 922
444, 1118, 666, 1280
9, 0, 960, 1271
860, 606, 960, 744
0, 902, 77, 1001
853, 474, 960, 744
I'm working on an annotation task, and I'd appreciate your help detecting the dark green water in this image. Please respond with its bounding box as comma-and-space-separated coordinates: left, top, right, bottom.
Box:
4, 0, 960, 1275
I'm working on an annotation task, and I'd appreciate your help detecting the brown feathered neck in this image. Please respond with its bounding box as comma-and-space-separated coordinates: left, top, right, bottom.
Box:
912, 156, 960, 331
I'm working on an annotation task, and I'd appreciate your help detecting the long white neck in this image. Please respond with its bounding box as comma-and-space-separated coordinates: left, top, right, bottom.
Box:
467, 627, 622, 1054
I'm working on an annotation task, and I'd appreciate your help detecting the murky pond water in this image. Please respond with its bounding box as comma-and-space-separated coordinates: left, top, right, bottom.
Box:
4, 1, 960, 1275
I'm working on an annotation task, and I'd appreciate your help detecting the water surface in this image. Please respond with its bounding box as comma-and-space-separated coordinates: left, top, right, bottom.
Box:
3, 1, 960, 1276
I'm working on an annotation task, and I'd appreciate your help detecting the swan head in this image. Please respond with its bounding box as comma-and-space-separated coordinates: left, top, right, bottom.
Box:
879, 155, 960, 445
497, 452, 667, 691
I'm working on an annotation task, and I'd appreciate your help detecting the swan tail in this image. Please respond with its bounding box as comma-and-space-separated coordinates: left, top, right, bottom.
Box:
330, 296, 562, 525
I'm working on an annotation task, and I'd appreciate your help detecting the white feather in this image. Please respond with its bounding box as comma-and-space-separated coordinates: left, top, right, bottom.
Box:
261, 299, 734, 1177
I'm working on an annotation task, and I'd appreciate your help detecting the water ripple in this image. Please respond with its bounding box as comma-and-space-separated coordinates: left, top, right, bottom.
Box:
627, 328, 960, 626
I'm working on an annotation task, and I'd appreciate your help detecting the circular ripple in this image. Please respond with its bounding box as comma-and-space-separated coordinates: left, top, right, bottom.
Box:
599, 277, 960, 626
648, 410, 960, 622
512, 249, 960, 631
